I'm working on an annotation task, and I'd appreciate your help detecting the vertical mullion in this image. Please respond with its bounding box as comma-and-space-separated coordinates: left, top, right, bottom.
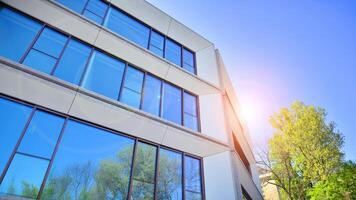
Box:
163, 36, 167, 59
193, 51, 197, 75
78, 47, 95, 86
118, 62, 128, 101
200, 158, 206, 200
159, 81, 164, 117
37, 118, 69, 199
19, 24, 46, 64
50, 36, 71, 75
182, 153, 186, 200
127, 138, 138, 200
139, 72, 147, 110
153, 146, 160, 200
147, 28, 153, 50
196, 95, 201, 133
102, 2, 111, 26
0, 108, 36, 184
81, 0, 90, 14
181, 89, 184, 126
180, 46, 183, 68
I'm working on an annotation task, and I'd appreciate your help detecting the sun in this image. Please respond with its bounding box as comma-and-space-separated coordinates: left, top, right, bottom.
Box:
240, 99, 261, 123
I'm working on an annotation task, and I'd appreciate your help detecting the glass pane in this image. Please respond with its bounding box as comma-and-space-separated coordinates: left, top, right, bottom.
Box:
83, 10, 104, 25
184, 114, 198, 131
162, 83, 182, 124
81, 50, 125, 99
157, 149, 182, 200
185, 191, 202, 200
183, 48, 195, 73
55, 0, 87, 13
0, 7, 42, 62
105, 8, 150, 48
149, 31, 164, 57
0, 153, 49, 199
18, 111, 65, 159
33, 28, 68, 58
23, 49, 57, 74
131, 142, 157, 200
120, 66, 144, 108
120, 88, 142, 108
40, 120, 134, 200
141, 75, 161, 116
53, 39, 92, 85
165, 39, 181, 67
0, 98, 32, 175
184, 157, 202, 195
85, 0, 108, 18
184, 93, 197, 116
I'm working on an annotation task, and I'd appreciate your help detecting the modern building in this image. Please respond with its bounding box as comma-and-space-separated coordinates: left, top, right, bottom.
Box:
0, 0, 263, 199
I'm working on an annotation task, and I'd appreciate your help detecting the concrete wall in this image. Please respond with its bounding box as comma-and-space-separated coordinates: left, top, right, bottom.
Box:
204, 151, 237, 200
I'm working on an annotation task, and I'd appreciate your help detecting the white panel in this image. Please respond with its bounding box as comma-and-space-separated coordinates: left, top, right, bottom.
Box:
196, 45, 221, 87
68, 92, 167, 144
199, 93, 228, 143
204, 151, 237, 200
0, 60, 76, 114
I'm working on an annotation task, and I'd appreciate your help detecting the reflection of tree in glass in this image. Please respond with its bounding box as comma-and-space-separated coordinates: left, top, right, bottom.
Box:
4, 178, 39, 199
41, 147, 133, 200
131, 143, 156, 200
157, 151, 182, 200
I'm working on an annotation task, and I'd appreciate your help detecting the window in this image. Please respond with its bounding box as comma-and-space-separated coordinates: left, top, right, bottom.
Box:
56, 0, 108, 24
131, 142, 157, 200
165, 39, 182, 67
0, 97, 205, 200
23, 27, 68, 74
183, 92, 199, 131
0, 110, 64, 199
55, 0, 197, 75
119, 66, 144, 109
0, 6, 200, 130
0, 7, 42, 61
81, 50, 125, 99
183, 48, 195, 74
184, 156, 202, 200
157, 149, 183, 200
149, 31, 164, 57
53, 39, 92, 84
55, 0, 87, 13
162, 83, 182, 125
41, 120, 135, 200
232, 134, 251, 174
105, 8, 150, 48
141, 75, 162, 116
0, 98, 32, 176
17, 111, 64, 159
82, 0, 108, 24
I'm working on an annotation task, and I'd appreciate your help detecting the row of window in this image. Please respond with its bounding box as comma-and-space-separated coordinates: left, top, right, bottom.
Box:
55, 0, 197, 74
0, 6, 200, 131
0, 96, 204, 200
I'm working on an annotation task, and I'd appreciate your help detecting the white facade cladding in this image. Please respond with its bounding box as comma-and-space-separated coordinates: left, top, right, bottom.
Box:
0, 0, 263, 199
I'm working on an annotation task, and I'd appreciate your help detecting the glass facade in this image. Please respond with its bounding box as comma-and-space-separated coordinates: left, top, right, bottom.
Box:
0, 6, 200, 131
54, 0, 197, 74
0, 96, 204, 200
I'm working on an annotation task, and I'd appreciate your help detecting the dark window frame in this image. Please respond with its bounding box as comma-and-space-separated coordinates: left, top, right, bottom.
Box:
0, 4, 201, 132
0, 94, 205, 200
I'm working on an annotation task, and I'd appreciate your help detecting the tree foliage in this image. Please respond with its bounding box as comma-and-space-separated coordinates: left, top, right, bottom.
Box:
258, 101, 346, 200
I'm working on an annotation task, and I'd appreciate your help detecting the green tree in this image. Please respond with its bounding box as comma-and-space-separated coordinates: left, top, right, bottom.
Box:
258, 101, 344, 200
308, 161, 356, 200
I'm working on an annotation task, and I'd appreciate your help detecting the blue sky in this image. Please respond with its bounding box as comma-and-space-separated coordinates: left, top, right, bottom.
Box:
147, 0, 356, 161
